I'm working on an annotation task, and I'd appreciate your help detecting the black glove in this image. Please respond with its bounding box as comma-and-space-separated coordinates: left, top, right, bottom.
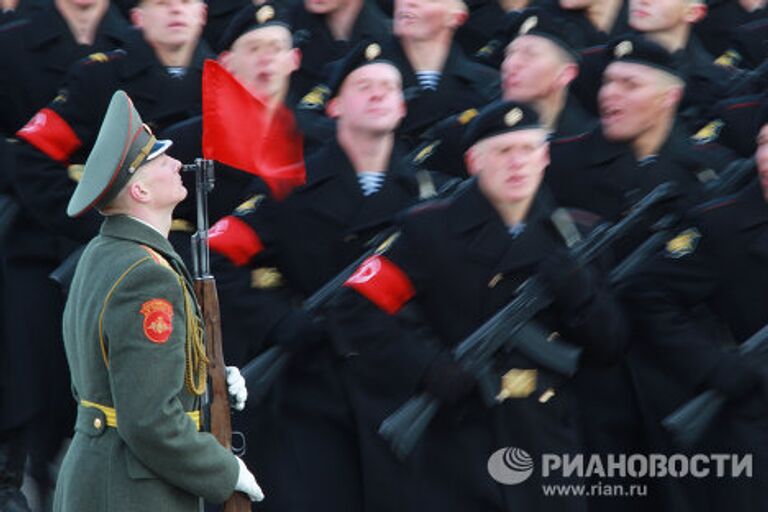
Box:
271, 309, 327, 354
422, 352, 475, 405
537, 250, 595, 313
707, 351, 764, 400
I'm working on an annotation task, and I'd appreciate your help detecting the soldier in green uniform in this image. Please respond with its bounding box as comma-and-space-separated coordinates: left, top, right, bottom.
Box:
54, 90, 264, 511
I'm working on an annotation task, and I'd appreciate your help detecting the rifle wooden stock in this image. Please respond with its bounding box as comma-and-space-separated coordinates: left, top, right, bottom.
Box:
194, 276, 251, 512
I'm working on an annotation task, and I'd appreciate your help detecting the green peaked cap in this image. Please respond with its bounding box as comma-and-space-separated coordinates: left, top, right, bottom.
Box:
67, 90, 172, 217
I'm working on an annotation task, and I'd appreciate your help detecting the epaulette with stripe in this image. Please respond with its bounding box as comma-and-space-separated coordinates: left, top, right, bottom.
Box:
551, 131, 590, 145
405, 196, 453, 217
0, 18, 29, 35
579, 44, 606, 57
724, 97, 762, 112
690, 193, 739, 216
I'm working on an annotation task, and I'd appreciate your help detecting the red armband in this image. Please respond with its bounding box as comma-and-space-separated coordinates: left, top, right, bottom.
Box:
16, 108, 81, 162
208, 216, 264, 266
344, 255, 415, 314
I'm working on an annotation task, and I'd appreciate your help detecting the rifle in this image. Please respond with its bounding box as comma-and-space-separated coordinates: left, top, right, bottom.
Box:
662, 322, 768, 448
184, 158, 251, 512
379, 182, 678, 460
724, 59, 768, 98
609, 157, 755, 285
49, 245, 86, 293
242, 177, 468, 403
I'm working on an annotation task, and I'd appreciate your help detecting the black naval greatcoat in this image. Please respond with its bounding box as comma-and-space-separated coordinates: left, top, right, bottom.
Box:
0, 4, 131, 136
215, 139, 452, 512
330, 180, 628, 512
622, 179, 768, 512
544, 123, 737, 509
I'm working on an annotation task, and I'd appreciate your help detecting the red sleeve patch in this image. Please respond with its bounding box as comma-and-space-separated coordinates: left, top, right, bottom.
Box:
16, 108, 82, 162
140, 299, 174, 344
208, 215, 264, 266
344, 255, 415, 314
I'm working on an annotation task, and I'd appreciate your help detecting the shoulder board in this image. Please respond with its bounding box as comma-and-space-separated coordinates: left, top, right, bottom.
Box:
411, 140, 441, 166
714, 49, 741, 68
474, 39, 500, 59
457, 108, 479, 126
235, 193, 266, 214
691, 120, 724, 145
299, 84, 330, 110
664, 227, 702, 259
81, 49, 126, 66
140, 245, 173, 271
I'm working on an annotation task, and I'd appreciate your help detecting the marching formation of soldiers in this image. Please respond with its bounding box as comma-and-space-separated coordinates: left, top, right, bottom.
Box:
0, 0, 766, 511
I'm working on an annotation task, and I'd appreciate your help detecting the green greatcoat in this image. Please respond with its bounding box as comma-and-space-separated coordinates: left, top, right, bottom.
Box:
54, 214, 239, 512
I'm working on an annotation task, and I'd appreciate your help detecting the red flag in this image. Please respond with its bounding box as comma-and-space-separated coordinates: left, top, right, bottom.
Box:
202, 59, 305, 200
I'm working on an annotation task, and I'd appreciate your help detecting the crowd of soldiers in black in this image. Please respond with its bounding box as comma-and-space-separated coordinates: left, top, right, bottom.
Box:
0, 0, 766, 510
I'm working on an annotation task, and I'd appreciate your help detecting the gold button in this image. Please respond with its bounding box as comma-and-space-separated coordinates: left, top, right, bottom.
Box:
488, 273, 503, 288
93, 417, 103, 429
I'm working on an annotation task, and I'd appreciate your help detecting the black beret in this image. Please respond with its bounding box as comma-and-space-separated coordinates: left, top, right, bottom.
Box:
461, 100, 542, 151
606, 35, 684, 79
476, 8, 583, 69
216, 1, 292, 53
324, 40, 399, 98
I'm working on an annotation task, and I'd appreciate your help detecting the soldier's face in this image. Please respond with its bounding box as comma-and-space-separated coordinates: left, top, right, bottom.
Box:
328, 63, 406, 135
136, 153, 188, 207
393, 0, 466, 42
559, 0, 595, 9
305, 0, 349, 14
599, 62, 676, 142
757, 124, 768, 200
502, 35, 576, 103
629, 0, 703, 33
132, 0, 206, 50
61, 0, 106, 11
467, 129, 549, 205
223, 26, 299, 101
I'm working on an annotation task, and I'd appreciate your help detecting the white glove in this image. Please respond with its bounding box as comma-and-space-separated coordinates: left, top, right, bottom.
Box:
235, 457, 264, 502
226, 366, 247, 411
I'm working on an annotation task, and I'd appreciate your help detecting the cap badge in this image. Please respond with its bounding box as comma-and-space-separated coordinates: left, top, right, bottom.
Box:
256, 5, 275, 24
519, 15, 538, 35
615, 40, 633, 58
505, 107, 523, 127
365, 43, 382, 61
